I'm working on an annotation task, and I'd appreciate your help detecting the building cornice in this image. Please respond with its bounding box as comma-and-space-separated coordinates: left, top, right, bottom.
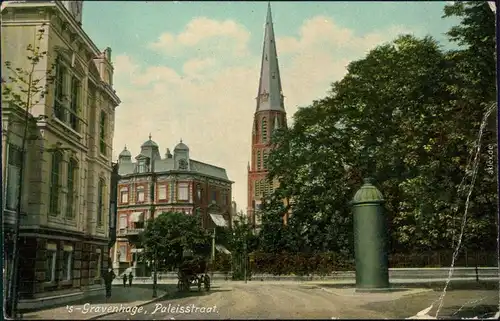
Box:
119, 170, 234, 184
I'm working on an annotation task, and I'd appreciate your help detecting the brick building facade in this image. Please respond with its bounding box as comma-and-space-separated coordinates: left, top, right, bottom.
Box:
111, 138, 233, 275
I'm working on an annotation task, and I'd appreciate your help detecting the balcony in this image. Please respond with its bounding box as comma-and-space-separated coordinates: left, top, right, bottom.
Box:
117, 227, 144, 237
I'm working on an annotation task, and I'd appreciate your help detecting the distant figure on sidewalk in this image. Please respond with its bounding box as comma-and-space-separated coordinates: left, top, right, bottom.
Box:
105, 268, 116, 298
128, 272, 134, 287
122, 273, 127, 287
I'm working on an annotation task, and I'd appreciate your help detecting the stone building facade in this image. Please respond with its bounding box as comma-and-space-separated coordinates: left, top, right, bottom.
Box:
1, 1, 120, 309
247, 3, 288, 229
112, 138, 233, 275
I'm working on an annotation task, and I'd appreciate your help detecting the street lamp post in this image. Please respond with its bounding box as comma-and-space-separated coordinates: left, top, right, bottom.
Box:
243, 234, 247, 284
211, 227, 216, 280
152, 248, 158, 298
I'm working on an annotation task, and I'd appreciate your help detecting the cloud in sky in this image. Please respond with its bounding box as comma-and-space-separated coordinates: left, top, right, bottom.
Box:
112, 15, 417, 212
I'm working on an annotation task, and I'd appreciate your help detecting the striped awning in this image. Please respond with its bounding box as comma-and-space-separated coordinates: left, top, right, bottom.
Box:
209, 214, 227, 227
215, 244, 231, 255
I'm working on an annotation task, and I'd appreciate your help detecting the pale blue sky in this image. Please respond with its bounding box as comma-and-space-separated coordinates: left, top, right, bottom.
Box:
83, 1, 458, 74
81, 1, 461, 211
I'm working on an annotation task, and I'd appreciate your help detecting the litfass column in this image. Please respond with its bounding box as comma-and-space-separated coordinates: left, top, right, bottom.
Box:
351, 178, 389, 292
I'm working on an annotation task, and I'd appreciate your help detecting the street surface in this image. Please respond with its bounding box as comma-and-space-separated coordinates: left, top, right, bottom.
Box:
96, 281, 499, 320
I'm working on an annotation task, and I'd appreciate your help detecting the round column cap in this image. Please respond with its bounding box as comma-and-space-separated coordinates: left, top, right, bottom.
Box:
351, 177, 385, 205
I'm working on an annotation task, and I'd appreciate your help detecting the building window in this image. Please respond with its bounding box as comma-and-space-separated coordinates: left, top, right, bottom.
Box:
211, 190, 217, 203
262, 180, 269, 196
49, 151, 63, 215
136, 186, 145, 202
45, 244, 57, 283
99, 111, 107, 155
255, 181, 261, 197
263, 151, 269, 169
261, 117, 267, 142
96, 249, 102, 278
62, 246, 73, 281
97, 177, 105, 226
196, 185, 202, 202
119, 214, 127, 229
137, 160, 146, 173
177, 183, 189, 201
54, 62, 67, 121
119, 245, 127, 262
5, 144, 22, 211
69, 76, 80, 131
120, 187, 128, 204
66, 158, 78, 219
222, 190, 228, 205
257, 151, 261, 170
158, 185, 167, 200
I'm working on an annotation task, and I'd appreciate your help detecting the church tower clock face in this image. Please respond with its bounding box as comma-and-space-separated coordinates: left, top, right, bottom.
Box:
178, 159, 188, 170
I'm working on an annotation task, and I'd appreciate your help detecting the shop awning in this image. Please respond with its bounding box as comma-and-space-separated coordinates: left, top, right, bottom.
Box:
130, 212, 144, 222
215, 244, 231, 255
209, 213, 227, 227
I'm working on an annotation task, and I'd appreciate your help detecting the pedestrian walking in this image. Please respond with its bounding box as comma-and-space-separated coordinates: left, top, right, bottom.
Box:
105, 268, 115, 298
122, 273, 127, 287
128, 272, 134, 287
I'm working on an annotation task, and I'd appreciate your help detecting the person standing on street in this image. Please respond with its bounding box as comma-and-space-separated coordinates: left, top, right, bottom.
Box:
122, 273, 127, 287
128, 272, 134, 287
105, 268, 116, 298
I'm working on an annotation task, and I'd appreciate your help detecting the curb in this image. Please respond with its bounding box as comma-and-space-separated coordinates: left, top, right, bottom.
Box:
86, 290, 171, 320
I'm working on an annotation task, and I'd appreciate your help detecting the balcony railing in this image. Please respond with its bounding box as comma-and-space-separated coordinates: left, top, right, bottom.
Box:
117, 227, 144, 236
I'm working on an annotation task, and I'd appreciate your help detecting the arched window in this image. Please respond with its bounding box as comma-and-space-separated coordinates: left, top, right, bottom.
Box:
261, 117, 267, 142
257, 151, 261, 170
136, 185, 145, 203
49, 151, 63, 215
255, 181, 260, 197
66, 158, 78, 219
263, 151, 269, 169
97, 177, 105, 226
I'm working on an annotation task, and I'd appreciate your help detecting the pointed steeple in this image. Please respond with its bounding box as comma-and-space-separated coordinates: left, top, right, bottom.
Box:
255, 2, 284, 112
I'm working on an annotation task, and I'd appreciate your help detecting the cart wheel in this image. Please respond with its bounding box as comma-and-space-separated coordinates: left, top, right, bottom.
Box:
204, 274, 210, 291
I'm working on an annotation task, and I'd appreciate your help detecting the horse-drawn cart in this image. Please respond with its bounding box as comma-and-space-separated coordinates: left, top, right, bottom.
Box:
177, 250, 211, 292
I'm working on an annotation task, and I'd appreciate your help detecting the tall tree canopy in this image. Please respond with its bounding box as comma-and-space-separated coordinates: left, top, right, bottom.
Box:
140, 212, 211, 269
260, 1, 496, 255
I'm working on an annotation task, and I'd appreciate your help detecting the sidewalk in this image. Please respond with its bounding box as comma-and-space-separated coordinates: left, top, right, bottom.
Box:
21, 285, 172, 320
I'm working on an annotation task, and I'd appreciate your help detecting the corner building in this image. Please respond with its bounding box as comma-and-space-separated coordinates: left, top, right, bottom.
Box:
247, 3, 288, 229
111, 138, 233, 276
1, 1, 120, 309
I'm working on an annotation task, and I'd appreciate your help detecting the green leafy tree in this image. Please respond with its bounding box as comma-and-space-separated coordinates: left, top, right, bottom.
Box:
442, 1, 497, 252
228, 214, 258, 279
262, 1, 496, 258
140, 212, 211, 270
229, 214, 259, 254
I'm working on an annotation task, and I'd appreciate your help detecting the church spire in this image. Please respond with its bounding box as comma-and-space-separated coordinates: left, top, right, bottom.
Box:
255, 2, 284, 112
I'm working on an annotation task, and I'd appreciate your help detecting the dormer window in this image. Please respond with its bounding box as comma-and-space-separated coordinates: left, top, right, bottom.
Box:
137, 160, 146, 173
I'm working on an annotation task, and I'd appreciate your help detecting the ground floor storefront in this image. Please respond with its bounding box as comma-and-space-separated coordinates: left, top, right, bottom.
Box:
4, 228, 110, 311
